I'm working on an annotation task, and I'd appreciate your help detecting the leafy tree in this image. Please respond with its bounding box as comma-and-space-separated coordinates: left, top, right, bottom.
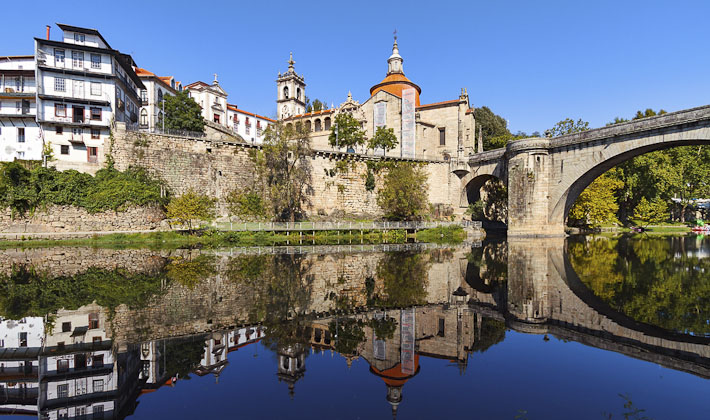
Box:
546, 118, 589, 137
165, 255, 217, 289
568, 173, 624, 227
163, 336, 206, 380
163, 90, 205, 133
226, 187, 269, 221
367, 127, 398, 154
633, 197, 668, 227
376, 162, 429, 220
166, 189, 216, 231
252, 122, 313, 221
473, 106, 511, 151
329, 113, 366, 150
305, 97, 327, 113
634, 108, 667, 120
369, 252, 429, 308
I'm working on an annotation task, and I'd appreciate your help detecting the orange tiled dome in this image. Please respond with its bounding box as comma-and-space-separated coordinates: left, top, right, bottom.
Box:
370, 73, 421, 106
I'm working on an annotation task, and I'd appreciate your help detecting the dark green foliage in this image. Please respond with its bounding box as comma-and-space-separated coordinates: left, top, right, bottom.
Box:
305, 97, 327, 113
226, 188, 269, 221
473, 106, 511, 151
329, 113, 366, 150
165, 255, 217, 289
546, 118, 589, 137
367, 127, 398, 153
471, 318, 506, 353
163, 336, 207, 380
163, 90, 205, 132
368, 316, 397, 340
329, 318, 365, 355
368, 252, 429, 308
0, 265, 165, 319
376, 162, 429, 220
0, 162, 166, 216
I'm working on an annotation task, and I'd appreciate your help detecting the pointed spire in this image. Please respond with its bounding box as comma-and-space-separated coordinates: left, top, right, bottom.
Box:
288, 52, 295, 72
387, 34, 404, 75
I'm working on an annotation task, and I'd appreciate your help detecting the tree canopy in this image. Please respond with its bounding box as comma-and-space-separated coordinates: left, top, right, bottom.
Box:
163, 90, 205, 133
367, 127, 398, 153
376, 162, 429, 220
329, 113, 366, 150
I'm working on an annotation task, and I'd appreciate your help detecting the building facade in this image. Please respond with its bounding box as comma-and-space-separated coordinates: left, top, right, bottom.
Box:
226, 105, 274, 144
281, 38, 476, 161
0, 56, 41, 162
34, 24, 143, 172
136, 68, 180, 131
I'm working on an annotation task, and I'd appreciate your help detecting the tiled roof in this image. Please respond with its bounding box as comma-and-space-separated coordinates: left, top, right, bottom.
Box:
284, 108, 335, 121
227, 104, 276, 122
417, 99, 460, 109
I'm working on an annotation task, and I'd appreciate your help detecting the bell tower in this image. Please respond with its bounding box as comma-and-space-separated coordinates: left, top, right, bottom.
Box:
276, 52, 306, 120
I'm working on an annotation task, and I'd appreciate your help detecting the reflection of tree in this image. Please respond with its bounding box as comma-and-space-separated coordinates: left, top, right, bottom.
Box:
163, 336, 207, 380
368, 316, 397, 340
368, 252, 429, 308
570, 235, 710, 335
471, 318, 506, 353
329, 318, 365, 355
0, 265, 165, 319
466, 242, 508, 293
165, 255, 217, 289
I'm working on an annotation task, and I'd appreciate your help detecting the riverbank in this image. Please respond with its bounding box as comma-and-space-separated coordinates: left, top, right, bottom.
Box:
0, 225, 470, 249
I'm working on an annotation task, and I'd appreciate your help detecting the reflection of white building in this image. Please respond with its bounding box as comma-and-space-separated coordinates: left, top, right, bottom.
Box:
195, 326, 265, 382
0, 316, 44, 416
0, 56, 41, 162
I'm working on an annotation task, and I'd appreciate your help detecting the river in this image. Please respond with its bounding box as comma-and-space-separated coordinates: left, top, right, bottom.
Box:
0, 235, 708, 419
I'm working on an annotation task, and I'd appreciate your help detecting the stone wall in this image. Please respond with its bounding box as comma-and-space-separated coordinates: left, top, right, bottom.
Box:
0, 205, 165, 234
111, 124, 463, 219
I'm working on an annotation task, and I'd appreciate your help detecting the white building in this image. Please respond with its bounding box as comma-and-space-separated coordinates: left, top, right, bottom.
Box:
34, 23, 144, 172
185, 76, 228, 127
136, 68, 181, 131
226, 105, 274, 144
0, 316, 44, 416
0, 56, 41, 162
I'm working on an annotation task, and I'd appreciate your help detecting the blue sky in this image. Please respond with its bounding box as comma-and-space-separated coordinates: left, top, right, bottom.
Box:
3, 0, 709, 134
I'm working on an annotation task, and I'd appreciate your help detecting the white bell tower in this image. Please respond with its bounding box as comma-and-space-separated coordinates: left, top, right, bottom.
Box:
276, 52, 306, 120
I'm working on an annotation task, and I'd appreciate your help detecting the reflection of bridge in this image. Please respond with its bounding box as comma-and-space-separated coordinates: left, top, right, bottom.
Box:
466, 239, 710, 378
459, 106, 710, 236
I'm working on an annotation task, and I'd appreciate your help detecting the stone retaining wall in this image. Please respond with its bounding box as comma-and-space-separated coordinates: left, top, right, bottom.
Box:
0, 205, 165, 234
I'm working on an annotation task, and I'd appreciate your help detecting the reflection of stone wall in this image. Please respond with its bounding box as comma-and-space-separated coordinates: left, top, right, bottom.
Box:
0, 205, 165, 234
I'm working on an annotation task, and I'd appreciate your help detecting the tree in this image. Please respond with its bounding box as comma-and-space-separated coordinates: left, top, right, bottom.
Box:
367, 127, 398, 154
329, 113, 366, 150
226, 187, 269, 221
473, 106, 511, 151
166, 189, 216, 231
546, 118, 589, 137
376, 162, 429, 220
633, 197, 668, 227
305, 97, 327, 113
163, 90, 205, 133
252, 122, 313, 221
568, 173, 624, 227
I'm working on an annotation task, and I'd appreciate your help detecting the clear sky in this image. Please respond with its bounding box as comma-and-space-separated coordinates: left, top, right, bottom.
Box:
3, 0, 710, 134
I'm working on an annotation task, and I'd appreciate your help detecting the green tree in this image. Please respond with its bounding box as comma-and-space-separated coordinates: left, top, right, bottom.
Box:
546, 118, 589, 137
473, 106, 511, 151
633, 197, 668, 227
305, 97, 327, 113
252, 122, 313, 221
569, 173, 624, 227
166, 189, 216, 231
367, 127, 398, 154
163, 90, 205, 133
376, 162, 429, 220
226, 187, 269, 221
329, 113, 366, 150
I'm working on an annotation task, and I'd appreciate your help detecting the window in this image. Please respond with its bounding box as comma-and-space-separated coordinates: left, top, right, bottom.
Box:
140, 109, 148, 127
16, 151, 25, 159
54, 49, 65, 65
90, 82, 101, 96
297, 87, 301, 100
19, 332, 27, 346
92, 354, 104, 368
324, 117, 331, 130
315, 119, 322, 132
17, 128, 25, 143
90, 107, 101, 121
283, 86, 289, 99
60, 145, 69, 155
91, 129, 100, 139
439, 128, 446, 146
0, 339, 4, 347
88, 147, 98, 163
15, 101, 20, 112
57, 342, 65, 350
21, 99, 29, 114
73, 106, 84, 123
93, 379, 104, 393
57, 384, 69, 399
157, 89, 163, 103
75, 354, 87, 370
72, 51, 84, 69
56, 126, 64, 135
74, 33, 85, 43
90, 54, 101, 69
55, 77, 66, 92
62, 322, 71, 332
55, 103, 66, 117
89, 313, 99, 329
214, 114, 220, 123
93, 405, 104, 420
92, 336, 102, 347
75, 378, 87, 395
140, 89, 147, 103
57, 359, 69, 373
437, 318, 445, 337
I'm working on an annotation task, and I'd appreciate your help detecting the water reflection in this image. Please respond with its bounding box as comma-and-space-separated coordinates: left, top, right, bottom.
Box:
0, 238, 708, 418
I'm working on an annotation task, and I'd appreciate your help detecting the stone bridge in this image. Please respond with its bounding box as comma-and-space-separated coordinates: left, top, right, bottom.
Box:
460, 105, 710, 236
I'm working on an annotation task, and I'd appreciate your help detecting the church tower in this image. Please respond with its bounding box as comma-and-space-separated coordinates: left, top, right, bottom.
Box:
276, 52, 306, 120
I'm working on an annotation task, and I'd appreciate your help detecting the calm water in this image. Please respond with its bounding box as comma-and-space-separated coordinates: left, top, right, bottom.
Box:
0, 236, 709, 419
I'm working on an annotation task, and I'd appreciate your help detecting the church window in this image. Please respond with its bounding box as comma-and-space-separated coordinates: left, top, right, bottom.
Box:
324, 117, 331, 131
140, 109, 148, 127
314, 119, 322, 132
305, 120, 311, 132
157, 90, 163, 103
439, 128, 446, 145
296, 87, 301, 100
214, 114, 220, 124
283, 86, 289, 99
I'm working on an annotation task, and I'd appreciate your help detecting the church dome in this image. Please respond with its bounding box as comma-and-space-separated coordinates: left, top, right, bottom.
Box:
369, 38, 421, 106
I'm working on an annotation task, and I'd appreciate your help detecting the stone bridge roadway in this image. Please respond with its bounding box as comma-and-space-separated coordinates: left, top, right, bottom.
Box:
459, 105, 710, 236
466, 239, 710, 378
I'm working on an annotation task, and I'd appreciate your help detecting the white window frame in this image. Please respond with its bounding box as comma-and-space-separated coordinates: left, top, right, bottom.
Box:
55, 77, 66, 92
90, 82, 101, 96
74, 33, 85, 43
72, 51, 84, 69
57, 383, 69, 399
54, 49, 65, 65
90, 53, 101, 69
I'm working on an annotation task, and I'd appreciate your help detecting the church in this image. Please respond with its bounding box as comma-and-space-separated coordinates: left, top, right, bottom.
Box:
278, 37, 477, 161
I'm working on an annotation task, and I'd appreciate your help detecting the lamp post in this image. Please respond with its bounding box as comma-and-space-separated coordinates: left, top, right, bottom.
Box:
161, 94, 165, 132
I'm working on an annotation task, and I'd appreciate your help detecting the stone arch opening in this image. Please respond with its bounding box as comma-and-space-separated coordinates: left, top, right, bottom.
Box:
550, 138, 710, 227
283, 86, 289, 99
463, 174, 507, 222
314, 119, 322, 132
305, 120, 311, 132
324, 117, 331, 131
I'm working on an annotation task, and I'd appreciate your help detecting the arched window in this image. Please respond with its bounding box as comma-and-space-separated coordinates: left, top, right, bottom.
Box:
296, 87, 301, 100
324, 117, 331, 131
305, 120, 311, 132
286, 123, 293, 130
157, 89, 163, 103
283, 86, 289, 99
314, 119, 322, 132
295, 122, 302, 131
140, 109, 148, 127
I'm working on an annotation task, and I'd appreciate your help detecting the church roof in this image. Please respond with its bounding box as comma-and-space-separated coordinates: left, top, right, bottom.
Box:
370, 73, 421, 106
227, 104, 276, 122
283, 108, 334, 121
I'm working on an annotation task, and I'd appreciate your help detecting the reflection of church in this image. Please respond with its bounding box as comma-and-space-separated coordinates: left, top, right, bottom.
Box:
279, 36, 477, 160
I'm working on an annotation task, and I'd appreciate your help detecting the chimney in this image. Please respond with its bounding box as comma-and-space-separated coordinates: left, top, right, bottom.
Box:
46, 25, 50, 40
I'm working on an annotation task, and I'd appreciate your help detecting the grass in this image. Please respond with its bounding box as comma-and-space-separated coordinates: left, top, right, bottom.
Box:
0, 225, 466, 250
